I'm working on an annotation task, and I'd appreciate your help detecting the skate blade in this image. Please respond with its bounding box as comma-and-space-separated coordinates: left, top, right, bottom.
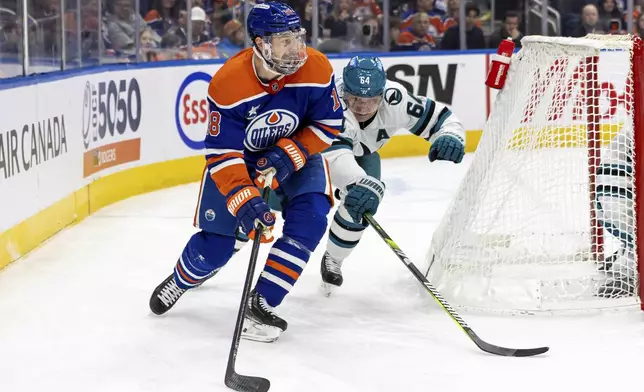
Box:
241, 318, 282, 343
320, 281, 335, 297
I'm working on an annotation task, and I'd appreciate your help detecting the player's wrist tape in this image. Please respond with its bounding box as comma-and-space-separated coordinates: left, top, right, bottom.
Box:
276, 138, 308, 171
226, 186, 261, 216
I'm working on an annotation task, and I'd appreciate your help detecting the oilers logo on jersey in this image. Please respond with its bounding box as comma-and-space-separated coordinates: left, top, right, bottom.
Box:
244, 109, 300, 151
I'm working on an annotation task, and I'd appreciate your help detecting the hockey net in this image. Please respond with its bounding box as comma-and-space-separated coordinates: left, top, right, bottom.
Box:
426, 35, 644, 313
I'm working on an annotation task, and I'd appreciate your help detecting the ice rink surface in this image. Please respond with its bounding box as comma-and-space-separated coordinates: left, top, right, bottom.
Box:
0, 156, 642, 392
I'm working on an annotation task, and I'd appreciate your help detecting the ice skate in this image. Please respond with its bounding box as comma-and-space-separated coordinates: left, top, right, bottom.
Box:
597, 245, 636, 298
598, 248, 622, 272
320, 251, 343, 297
149, 274, 187, 315
241, 290, 287, 343
597, 274, 635, 298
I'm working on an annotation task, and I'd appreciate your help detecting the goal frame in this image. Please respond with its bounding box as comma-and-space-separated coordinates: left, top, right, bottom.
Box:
632, 36, 643, 311
428, 35, 644, 312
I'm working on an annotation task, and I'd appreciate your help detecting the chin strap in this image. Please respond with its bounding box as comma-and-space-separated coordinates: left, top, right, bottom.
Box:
252, 46, 283, 79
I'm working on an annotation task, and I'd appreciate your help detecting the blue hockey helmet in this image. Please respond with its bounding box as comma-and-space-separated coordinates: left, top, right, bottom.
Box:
247, 2, 308, 75
342, 56, 386, 120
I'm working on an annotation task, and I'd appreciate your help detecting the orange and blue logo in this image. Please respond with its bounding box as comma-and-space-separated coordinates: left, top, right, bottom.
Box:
244, 109, 299, 151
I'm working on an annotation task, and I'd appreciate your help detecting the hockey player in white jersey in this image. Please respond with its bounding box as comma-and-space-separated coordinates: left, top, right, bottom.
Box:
596, 127, 636, 297
320, 55, 465, 293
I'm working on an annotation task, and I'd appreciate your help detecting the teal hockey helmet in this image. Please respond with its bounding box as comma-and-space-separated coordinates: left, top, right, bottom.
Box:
342, 56, 386, 120
342, 56, 386, 98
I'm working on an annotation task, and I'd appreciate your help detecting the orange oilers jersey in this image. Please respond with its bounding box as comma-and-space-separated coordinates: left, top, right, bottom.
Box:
205, 47, 344, 197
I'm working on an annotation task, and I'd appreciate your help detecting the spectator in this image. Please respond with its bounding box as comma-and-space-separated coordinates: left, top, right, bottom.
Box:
388, 16, 406, 50
145, 0, 184, 37
162, 6, 210, 47
442, 0, 460, 32
216, 19, 244, 58
440, 2, 485, 50
160, 30, 183, 49
637, 11, 644, 37
599, 0, 624, 32
571, 4, 605, 37
352, 0, 383, 20
323, 0, 352, 39
401, 0, 445, 37
403, 0, 446, 19
301, 0, 323, 43
105, 0, 158, 54
561, 0, 595, 36
488, 10, 523, 49
396, 12, 436, 50
139, 27, 161, 61
207, 0, 233, 39
0, 18, 21, 54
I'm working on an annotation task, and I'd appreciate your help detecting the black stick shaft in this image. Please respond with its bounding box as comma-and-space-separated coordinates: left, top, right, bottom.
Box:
225, 173, 274, 392
225, 200, 266, 371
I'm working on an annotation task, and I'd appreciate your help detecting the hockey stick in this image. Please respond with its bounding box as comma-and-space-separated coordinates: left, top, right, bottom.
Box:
225, 172, 275, 392
364, 212, 549, 357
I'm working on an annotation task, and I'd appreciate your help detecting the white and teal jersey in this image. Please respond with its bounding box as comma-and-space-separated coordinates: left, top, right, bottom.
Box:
332, 78, 464, 157
322, 78, 465, 192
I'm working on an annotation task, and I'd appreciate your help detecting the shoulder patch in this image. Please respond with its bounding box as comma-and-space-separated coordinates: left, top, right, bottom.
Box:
384, 88, 403, 106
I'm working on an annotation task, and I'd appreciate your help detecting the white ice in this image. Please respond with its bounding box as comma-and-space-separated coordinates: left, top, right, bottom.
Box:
0, 156, 642, 392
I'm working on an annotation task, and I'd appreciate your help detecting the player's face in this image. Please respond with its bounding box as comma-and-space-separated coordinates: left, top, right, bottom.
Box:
262, 29, 308, 75
344, 92, 382, 121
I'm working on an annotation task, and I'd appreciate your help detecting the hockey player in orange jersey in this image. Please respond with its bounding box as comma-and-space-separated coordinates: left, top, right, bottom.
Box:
149, 2, 344, 343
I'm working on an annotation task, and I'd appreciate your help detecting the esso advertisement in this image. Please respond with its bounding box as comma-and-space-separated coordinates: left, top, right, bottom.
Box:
176, 72, 211, 150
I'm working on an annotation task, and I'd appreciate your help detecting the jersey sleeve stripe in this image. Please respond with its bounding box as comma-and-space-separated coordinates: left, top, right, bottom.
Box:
316, 118, 344, 126
284, 71, 334, 89
326, 137, 353, 151
206, 148, 245, 156
292, 126, 334, 155
335, 136, 354, 147
315, 122, 341, 137
324, 143, 351, 153
309, 125, 336, 145
410, 100, 435, 136
429, 107, 452, 138
284, 81, 332, 88
209, 157, 245, 174
206, 152, 245, 167
208, 91, 268, 110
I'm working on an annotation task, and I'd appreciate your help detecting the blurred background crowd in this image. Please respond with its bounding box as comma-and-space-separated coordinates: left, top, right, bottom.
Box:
1, 0, 643, 78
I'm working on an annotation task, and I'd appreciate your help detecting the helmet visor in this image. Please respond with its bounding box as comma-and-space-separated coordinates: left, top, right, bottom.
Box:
262, 28, 308, 75
344, 92, 382, 116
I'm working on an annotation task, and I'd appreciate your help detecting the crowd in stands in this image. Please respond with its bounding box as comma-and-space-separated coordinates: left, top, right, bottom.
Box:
0, 0, 643, 74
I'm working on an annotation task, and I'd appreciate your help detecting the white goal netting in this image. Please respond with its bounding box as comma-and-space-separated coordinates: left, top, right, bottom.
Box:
426, 35, 643, 314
